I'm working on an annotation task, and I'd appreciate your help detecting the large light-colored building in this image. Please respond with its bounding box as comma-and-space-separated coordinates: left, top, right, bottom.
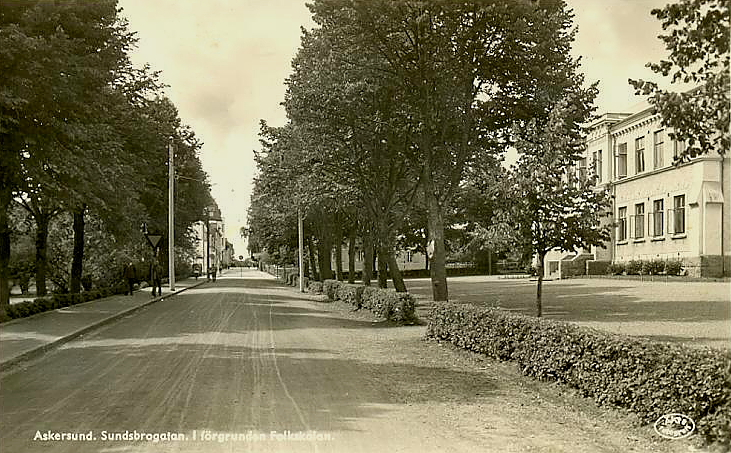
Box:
545, 101, 730, 278
193, 207, 226, 276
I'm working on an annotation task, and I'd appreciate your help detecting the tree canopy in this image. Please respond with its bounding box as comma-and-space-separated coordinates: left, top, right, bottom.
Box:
630, 0, 729, 161
1, 0, 213, 305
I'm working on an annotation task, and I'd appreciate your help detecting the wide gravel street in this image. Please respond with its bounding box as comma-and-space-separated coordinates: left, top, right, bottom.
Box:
0, 270, 702, 452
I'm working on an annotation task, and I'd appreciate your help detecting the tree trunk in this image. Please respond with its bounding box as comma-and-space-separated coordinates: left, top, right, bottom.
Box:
385, 248, 407, 292
376, 246, 388, 288
535, 251, 546, 317
425, 190, 448, 301
69, 206, 85, 293
362, 232, 373, 286
0, 187, 11, 308
334, 227, 343, 281
306, 236, 320, 281
317, 236, 333, 280
35, 214, 50, 296
303, 252, 310, 279
424, 228, 429, 271
347, 230, 356, 284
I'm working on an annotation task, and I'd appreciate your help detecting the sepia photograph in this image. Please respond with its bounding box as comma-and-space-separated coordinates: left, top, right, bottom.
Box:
0, 0, 729, 451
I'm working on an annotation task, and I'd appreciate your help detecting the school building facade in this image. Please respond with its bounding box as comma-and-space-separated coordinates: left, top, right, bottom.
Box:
545, 102, 730, 278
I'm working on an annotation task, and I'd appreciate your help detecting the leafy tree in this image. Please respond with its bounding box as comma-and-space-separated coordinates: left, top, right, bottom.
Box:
284, 26, 421, 290
0, 1, 209, 303
496, 97, 610, 317
305, 0, 591, 301
630, 0, 729, 161
0, 0, 161, 301
247, 122, 342, 279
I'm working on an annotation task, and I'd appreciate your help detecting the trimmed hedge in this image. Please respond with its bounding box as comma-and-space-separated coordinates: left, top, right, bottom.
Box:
0, 285, 127, 323
426, 302, 731, 447
607, 259, 685, 276
586, 260, 611, 275
307, 280, 324, 294
321, 279, 417, 323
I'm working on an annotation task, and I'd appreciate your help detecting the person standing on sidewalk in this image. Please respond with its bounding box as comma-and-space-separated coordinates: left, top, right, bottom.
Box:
149, 252, 163, 297
124, 262, 136, 296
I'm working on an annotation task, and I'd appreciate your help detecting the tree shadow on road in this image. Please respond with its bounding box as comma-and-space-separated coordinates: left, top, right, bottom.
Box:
1, 341, 501, 440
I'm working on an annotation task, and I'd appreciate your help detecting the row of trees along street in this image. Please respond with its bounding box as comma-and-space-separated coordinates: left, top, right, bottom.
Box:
1, 1, 215, 308
246, 0, 729, 315
245, 0, 608, 309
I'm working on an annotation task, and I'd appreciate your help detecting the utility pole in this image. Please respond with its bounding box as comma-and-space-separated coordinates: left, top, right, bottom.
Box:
206, 208, 211, 280
168, 139, 175, 291
298, 207, 304, 292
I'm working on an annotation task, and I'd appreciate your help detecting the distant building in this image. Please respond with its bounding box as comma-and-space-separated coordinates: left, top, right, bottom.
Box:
193, 206, 226, 276
333, 247, 427, 273
544, 101, 730, 278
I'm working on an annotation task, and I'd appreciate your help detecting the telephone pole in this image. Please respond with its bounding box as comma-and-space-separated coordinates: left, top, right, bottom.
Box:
168, 139, 175, 291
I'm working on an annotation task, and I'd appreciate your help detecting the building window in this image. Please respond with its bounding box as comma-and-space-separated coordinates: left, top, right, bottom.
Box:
593, 150, 602, 182
653, 130, 664, 169
633, 203, 645, 239
618, 207, 627, 242
578, 158, 587, 183
617, 143, 627, 178
674, 140, 686, 159
673, 195, 686, 234
406, 250, 413, 263
635, 136, 645, 173
652, 199, 664, 237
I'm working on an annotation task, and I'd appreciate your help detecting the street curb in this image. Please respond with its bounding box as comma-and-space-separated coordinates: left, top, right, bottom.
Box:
0, 280, 207, 373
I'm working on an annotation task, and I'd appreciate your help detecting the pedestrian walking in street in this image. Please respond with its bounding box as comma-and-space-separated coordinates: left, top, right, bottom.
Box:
149, 255, 163, 297
211, 266, 217, 282
123, 262, 137, 296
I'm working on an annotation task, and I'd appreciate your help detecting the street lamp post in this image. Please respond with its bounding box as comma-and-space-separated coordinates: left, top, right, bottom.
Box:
204, 207, 211, 281
168, 139, 175, 291
298, 207, 304, 292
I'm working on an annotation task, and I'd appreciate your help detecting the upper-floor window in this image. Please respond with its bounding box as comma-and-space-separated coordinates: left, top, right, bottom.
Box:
578, 158, 587, 183
673, 195, 686, 234
635, 136, 645, 173
617, 206, 627, 242
634, 203, 645, 239
653, 130, 664, 169
593, 150, 602, 182
652, 199, 664, 237
617, 143, 628, 178
674, 140, 686, 160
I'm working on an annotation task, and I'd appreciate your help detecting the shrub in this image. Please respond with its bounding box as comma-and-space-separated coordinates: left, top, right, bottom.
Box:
606, 262, 625, 275
625, 260, 643, 275
360, 286, 417, 323
307, 281, 323, 294
426, 302, 731, 447
315, 279, 417, 323
665, 260, 683, 276
336, 283, 365, 308
323, 279, 339, 300
642, 259, 665, 275
0, 285, 120, 323
587, 261, 610, 275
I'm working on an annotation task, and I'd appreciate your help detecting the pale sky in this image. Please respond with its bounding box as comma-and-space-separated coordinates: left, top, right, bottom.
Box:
118, 0, 675, 257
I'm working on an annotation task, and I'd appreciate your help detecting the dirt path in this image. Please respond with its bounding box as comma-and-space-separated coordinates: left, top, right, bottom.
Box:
0, 271, 708, 452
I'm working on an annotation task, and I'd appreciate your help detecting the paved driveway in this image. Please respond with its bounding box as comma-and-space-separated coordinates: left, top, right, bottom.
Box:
406, 276, 731, 349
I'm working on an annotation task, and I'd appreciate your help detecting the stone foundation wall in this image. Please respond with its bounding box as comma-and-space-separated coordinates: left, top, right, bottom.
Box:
681, 255, 730, 278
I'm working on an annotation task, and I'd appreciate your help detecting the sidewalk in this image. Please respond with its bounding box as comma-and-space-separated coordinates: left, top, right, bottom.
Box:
0, 277, 206, 372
